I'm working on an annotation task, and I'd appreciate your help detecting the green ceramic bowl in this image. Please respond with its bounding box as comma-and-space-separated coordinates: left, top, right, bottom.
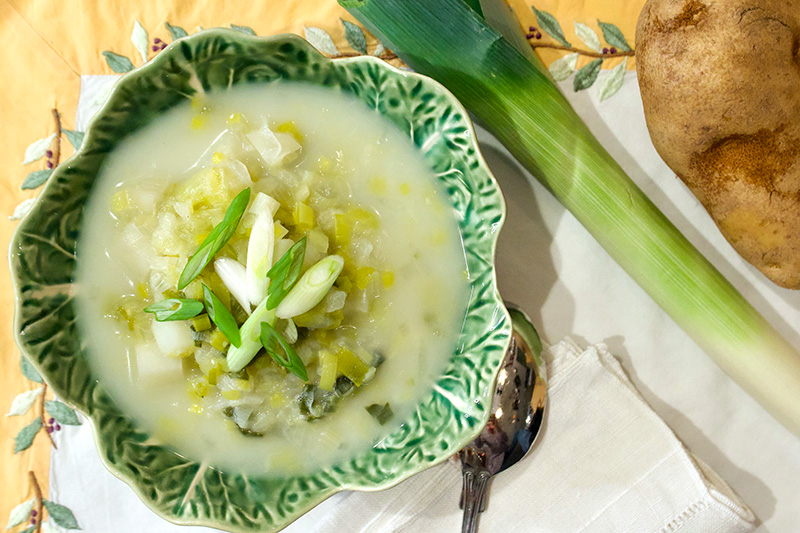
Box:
10, 30, 511, 532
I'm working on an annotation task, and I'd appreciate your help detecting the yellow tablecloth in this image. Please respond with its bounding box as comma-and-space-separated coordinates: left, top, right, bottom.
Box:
0, 0, 642, 523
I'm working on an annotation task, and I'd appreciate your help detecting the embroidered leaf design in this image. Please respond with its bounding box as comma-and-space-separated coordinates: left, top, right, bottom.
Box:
22, 133, 55, 165
102, 51, 134, 73
10, 199, 36, 221
21, 355, 43, 384
598, 57, 628, 101
304, 26, 340, 55
165, 22, 188, 40
597, 21, 632, 52
230, 24, 256, 36
549, 52, 579, 81
341, 19, 367, 54
45, 400, 81, 426
531, 7, 570, 47
21, 169, 53, 190
42, 500, 80, 530
573, 22, 601, 52
131, 20, 149, 63
14, 418, 41, 453
6, 388, 42, 417
6, 498, 35, 529
573, 58, 603, 91
373, 42, 385, 56
20, 527, 36, 533
63, 129, 85, 151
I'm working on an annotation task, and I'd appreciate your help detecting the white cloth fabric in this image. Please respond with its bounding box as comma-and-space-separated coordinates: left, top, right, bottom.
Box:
309, 340, 755, 533
49, 70, 800, 532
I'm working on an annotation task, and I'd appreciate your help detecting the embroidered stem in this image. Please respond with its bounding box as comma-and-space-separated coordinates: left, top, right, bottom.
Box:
529, 42, 634, 58
51, 108, 62, 167
333, 50, 398, 61
39, 383, 57, 450
29, 471, 43, 533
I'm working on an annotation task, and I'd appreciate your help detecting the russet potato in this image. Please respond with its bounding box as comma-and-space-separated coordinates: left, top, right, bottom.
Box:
636, 0, 800, 288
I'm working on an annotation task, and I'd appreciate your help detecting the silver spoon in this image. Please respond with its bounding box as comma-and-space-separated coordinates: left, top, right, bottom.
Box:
459, 305, 548, 533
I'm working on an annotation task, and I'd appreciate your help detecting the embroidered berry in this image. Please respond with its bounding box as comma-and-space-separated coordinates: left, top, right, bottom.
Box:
55, 423, 61, 431
31, 518, 36, 526
47, 426, 54, 434
610, 47, 617, 54
535, 32, 542, 39
152, 45, 159, 52
45, 150, 53, 158
154, 37, 162, 44
526, 33, 535, 39
46, 161, 53, 169
48, 418, 54, 424
529, 26, 536, 32
31, 510, 37, 517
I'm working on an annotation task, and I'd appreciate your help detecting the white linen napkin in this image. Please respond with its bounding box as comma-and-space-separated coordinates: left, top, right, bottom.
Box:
49, 338, 756, 533
306, 339, 756, 533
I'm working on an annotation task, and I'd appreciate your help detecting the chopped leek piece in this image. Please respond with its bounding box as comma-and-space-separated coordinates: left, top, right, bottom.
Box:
203, 284, 241, 348
342, 0, 800, 436
144, 299, 204, 321
275, 255, 344, 319
214, 257, 251, 314
318, 349, 338, 391
226, 297, 277, 371
178, 187, 251, 289
190, 314, 212, 332
260, 322, 308, 381
335, 346, 370, 387
366, 403, 394, 425
266, 237, 307, 310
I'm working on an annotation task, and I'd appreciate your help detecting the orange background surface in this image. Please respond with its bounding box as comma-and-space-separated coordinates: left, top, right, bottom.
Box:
0, 0, 644, 523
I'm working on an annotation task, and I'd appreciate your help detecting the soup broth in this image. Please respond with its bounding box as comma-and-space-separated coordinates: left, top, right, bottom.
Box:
75, 83, 469, 475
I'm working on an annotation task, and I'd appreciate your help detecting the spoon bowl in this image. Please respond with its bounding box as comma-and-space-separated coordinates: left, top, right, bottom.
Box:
459, 305, 548, 532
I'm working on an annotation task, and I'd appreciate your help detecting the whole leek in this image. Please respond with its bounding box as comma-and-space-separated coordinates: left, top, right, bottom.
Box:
342, 0, 800, 436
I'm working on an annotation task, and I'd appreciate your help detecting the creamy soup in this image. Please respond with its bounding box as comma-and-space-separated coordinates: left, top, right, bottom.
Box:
75, 83, 469, 475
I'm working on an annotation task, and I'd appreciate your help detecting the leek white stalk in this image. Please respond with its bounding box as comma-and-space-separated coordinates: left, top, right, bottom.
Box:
275, 255, 344, 319
246, 211, 275, 305
226, 297, 277, 372
343, 0, 800, 436
214, 257, 250, 314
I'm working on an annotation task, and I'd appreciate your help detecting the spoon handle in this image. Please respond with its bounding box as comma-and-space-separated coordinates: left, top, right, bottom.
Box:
461, 466, 491, 533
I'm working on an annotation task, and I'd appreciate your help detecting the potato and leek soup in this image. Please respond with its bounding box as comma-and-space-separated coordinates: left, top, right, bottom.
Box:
75, 83, 470, 474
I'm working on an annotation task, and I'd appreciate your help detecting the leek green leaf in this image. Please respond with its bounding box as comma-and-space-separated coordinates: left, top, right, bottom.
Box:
144, 299, 204, 321
260, 322, 308, 381
203, 284, 241, 348
178, 187, 251, 289
266, 237, 307, 310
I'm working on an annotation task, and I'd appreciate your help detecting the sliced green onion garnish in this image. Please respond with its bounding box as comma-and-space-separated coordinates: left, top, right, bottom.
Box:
260, 322, 308, 381
366, 403, 394, 425
178, 187, 251, 290
203, 284, 241, 348
143, 299, 204, 321
275, 255, 344, 319
266, 236, 307, 310
226, 297, 277, 371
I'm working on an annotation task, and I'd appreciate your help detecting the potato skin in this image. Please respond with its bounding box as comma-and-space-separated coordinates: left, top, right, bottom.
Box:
636, 0, 800, 288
